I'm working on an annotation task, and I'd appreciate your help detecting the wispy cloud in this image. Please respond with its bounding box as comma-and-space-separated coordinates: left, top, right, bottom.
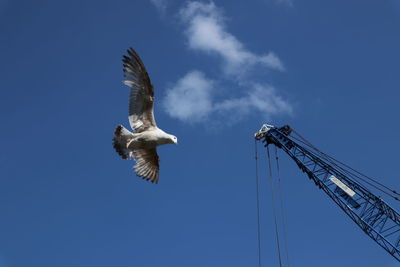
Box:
163, 71, 292, 123
149, 0, 167, 15
215, 83, 292, 117
163, 71, 213, 123
162, 1, 292, 125
179, 1, 284, 75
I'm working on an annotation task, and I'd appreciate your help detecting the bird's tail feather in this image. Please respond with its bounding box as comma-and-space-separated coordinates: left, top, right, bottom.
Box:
113, 125, 134, 159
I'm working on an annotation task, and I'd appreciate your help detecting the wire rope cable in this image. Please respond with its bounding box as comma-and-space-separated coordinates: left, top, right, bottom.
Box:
291, 133, 399, 200
292, 129, 399, 194
267, 146, 283, 267
254, 140, 262, 267
274, 146, 291, 267
289, 129, 400, 201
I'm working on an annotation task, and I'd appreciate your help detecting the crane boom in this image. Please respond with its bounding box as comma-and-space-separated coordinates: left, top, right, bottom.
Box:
255, 124, 400, 262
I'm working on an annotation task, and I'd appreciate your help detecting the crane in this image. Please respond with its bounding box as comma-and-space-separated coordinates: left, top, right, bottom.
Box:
254, 124, 400, 262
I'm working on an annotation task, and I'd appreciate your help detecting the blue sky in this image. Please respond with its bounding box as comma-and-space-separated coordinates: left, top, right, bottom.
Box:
1, 0, 400, 266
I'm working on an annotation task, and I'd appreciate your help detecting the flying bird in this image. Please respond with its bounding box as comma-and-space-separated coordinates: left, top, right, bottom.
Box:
113, 48, 178, 184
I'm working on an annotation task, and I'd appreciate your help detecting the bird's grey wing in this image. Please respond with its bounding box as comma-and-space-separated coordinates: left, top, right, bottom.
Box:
132, 148, 160, 183
123, 48, 157, 133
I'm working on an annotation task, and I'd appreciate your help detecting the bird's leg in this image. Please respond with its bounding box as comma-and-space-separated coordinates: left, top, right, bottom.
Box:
126, 139, 134, 149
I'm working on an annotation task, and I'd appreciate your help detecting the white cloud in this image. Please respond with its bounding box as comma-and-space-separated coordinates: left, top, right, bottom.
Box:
162, 1, 292, 125
215, 83, 292, 117
150, 0, 167, 15
179, 1, 284, 75
163, 70, 214, 122
163, 71, 292, 123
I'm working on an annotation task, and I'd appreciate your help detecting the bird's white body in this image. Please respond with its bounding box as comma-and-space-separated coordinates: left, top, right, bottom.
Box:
126, 128, 177, 149
112, 48, 177, 183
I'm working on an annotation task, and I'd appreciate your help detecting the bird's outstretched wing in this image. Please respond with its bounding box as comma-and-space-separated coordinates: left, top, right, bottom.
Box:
123, 48, 157, 133
132, 148, 160, 183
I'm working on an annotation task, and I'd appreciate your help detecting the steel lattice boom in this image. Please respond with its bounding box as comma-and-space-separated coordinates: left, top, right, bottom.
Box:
255, 124, 400, 262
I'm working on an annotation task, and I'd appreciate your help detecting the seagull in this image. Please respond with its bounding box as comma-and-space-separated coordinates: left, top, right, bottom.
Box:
113, 48, 178, 184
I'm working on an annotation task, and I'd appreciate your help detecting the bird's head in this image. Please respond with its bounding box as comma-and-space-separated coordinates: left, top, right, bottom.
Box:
170, 135, 178, 145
